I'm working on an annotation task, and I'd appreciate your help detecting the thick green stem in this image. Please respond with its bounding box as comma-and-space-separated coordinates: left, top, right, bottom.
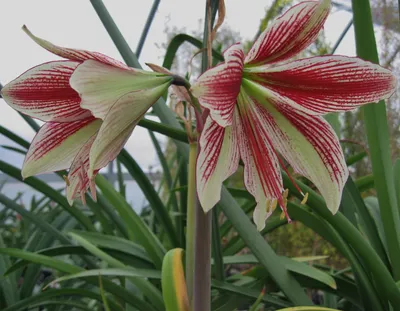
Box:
186, 142, 197, 304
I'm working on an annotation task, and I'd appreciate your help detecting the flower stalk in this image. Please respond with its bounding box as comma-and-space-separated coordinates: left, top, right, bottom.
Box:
185, 141, 197, 305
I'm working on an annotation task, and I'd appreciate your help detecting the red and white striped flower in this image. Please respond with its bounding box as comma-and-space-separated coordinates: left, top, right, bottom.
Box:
192, 0, 396, 230
1, 26, 172, 204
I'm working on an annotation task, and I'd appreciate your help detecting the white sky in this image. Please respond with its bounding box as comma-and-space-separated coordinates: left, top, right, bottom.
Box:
0, 0, 354, 171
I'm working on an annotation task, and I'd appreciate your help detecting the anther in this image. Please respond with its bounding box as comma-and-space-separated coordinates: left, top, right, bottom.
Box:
63, 175, 70, 186
301, 192, 309, 205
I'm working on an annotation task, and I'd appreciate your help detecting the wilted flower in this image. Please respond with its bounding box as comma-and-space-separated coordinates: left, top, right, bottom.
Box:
1, 26, 173, 204
192, 0, 396, 229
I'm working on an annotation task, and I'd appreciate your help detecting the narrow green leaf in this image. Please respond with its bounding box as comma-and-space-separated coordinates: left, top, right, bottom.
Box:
355, 174, 374, 192
218, 188, 312, 305
0, 125, 30, 149
118, 149, 180, 248
135, 0, 160, 58
352, 0, 400, 280
162, 248, 189, 311
211, 280, 291, 308
0, 194, 70, 245
2, 288, 123, 311
138, 119, 188, 143
276, 307, 340, 311
96, 174, 165, 268
283, 174, 400, 307
220, 254, 336, 289
48, 268, 161, 285
341, 178, 389, 266
0, 248, 158, 311
69, 231, 165, 311
0, 161, 95, 231
162, 33, 224, 69
0, 236, 18, 306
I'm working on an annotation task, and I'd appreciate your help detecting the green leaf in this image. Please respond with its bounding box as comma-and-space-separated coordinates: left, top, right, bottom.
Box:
352, 0, 400, 280
354, 174, 374, 192
276, 308, 340, 311
0, 236, 18, 306
68, 231, 165, 311
70, 230, 152, 263
162, 248, 189, 311
283, 173, 400, 307
0, 194, 70, 245
118, 148, 180, 247
138, 118, 188, 143
211, 280, 291, 308
0, 125, 30, 149
220, 254, 336, 289
162, 33, 224, 69
96, 174, 165, 268
341, 178, 389, 266
48, 268, 161, 286
0, 248, 158, 311
2, 288, 123, 311
218, 188, 312, 306
0, 161, 95, 231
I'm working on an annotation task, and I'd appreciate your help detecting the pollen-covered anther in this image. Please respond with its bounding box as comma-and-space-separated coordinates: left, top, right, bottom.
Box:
63, 175, 70, 186
301, 192, 309, 205
266, 198, 278, 214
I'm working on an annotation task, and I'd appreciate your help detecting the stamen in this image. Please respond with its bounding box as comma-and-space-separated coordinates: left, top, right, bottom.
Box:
301, 192, 309, 205
280, 188, 292, 223
271, 199, 278, 212
63, 175, 70, 186
265, 198, 271, 213
276, 155, 303, 195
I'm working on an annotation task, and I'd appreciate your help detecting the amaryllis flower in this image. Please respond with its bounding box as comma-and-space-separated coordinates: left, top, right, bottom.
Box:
191, 0, 396, 230
1, 26, 173, 204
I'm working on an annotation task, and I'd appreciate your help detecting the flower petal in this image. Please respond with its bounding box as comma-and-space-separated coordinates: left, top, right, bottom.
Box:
23, 26, 128, 69
245, 0, 330, 65
246, 55, 397, 115
66, 134, 98, 205
88, 84, 170, 178
236, 91, 284, 230
70, 59, 172, 119
244, 79, 348, 214
1, 61, 91, 122
196, 117, 239, 212
22, 117, 102, 178
191, 43, 244, 127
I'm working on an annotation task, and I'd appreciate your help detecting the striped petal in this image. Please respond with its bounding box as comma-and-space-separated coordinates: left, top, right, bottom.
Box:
23, 26, 128, 69
244, 79, 348, 214
245, 0, 330, 65
88, 83, 170, 178
22, 117, 102, 178
70, 59, 172, 119
197, 116, 239, 212
66, 134, 98, 205
236, 91, 284, 230
246, 55, 397, 115
1, 61, 91, 122
191, 44, 244, 127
